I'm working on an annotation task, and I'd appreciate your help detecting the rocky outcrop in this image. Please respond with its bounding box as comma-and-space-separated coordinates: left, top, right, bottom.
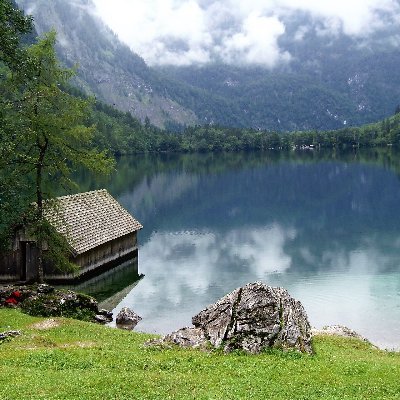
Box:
116, 307, 142, 330
162, 327, 208, 349
158, 282, 313, 354
312, 325, 368, 342
0, 284, 112, 324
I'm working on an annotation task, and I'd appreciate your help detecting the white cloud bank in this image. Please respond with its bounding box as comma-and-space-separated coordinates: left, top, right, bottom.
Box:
93, 0, 400, 67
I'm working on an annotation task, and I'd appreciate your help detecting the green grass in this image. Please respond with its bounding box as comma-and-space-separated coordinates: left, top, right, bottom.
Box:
0, 309, 400, 399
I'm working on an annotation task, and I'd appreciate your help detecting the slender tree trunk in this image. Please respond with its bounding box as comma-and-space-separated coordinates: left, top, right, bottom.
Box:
36, 136, 48, 283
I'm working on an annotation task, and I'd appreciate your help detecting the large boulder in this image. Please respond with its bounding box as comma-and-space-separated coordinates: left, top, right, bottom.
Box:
161, 282, 313, 354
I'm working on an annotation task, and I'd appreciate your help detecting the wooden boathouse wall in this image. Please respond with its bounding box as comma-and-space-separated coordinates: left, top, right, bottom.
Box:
44, 232, 139, 281
0, 189, 142, 283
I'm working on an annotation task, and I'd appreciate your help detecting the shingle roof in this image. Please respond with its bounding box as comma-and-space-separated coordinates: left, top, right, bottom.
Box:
44, 189, 142, 256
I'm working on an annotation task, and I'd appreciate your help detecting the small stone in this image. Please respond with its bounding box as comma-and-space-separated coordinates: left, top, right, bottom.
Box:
0, 330, 21, 341
312, 325, 368, 342
116, 307, 142, 330
94, 314, 111, 324
98, 309, 113, 320
163, 327, 208, 349
37, 284, 54, 294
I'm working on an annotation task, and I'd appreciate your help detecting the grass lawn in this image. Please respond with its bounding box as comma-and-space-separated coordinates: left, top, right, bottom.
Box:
0, 308, 399, 399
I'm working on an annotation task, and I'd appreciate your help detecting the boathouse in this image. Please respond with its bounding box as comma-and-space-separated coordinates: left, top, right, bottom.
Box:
0, 189, 142, 282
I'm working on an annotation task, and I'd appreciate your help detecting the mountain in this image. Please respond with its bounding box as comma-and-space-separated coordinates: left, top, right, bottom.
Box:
15, 0, 198, 128
158, 15, 400, 131
16, 0, 400, 132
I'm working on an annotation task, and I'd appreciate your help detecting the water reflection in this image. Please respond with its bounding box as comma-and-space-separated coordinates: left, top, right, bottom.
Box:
269, 245, 400, 350
115, 226, 400, 349
75, 149, 400, 350
115, 226, 298, 334
66, 257, 142, 309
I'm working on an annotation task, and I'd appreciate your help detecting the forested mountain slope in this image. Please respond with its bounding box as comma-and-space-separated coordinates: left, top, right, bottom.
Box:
159, 20, 400, 131
16, 0, 400, 132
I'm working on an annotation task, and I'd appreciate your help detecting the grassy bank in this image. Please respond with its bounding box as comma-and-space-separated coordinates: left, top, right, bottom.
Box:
0, 309, 399, 399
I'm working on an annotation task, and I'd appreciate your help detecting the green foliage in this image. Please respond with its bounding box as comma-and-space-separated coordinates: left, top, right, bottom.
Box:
18, 289, 98, 321
14, 30, 114, 179
38, 218, 78, 274
1, 309, 400, 399
0, 0, 33, 71
90, 100, 182, 154
0, 0, 34, 250
85, 99, 400, 156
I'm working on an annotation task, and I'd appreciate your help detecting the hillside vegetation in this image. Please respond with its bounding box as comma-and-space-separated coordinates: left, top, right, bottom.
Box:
90, 100, 400, 154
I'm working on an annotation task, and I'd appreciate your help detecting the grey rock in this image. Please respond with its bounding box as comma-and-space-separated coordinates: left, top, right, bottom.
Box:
0, 330, 21, 342
161, 282, 313, 354
312, 325, 368, 342
116, 307, 142, 330
163, 327, 208, 349
94, 314, 111, 324
98, 309, 113, 320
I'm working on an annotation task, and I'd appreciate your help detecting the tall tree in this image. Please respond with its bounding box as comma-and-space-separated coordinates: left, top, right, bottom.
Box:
0, 0, 34, 250
1, 30, 114, 282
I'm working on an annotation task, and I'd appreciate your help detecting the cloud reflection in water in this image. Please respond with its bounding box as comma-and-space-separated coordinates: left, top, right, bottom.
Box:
115, 225, 400, 350
117, 224, 297, 334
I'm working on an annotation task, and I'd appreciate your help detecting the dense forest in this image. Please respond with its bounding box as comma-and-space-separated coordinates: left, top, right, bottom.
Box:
91, 100, 400, 154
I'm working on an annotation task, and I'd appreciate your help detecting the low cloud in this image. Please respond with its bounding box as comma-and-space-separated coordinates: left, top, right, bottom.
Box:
93, 0, 400, 67
218, 13, 291, 67
277, 0, 399, 36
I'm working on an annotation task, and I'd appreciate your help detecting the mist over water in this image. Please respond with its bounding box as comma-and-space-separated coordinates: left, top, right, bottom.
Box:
79, 150, 400, 349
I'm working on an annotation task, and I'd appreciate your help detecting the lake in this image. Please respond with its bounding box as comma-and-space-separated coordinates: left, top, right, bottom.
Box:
76, 149, 400, 350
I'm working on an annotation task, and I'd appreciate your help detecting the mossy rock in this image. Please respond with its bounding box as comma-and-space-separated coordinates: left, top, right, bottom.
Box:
21, 291, 98, 321
1, 284, 105, 323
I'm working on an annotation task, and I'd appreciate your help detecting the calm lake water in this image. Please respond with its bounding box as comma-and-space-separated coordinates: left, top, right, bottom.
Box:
77, 149, 400, 350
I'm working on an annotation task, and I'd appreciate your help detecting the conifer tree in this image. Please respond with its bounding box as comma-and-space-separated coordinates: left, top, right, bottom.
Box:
1, 24, 114, 281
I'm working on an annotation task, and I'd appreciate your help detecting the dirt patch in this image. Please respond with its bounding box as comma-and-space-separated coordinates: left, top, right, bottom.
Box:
18, 338, 95, 350
30, 319, 61, 330
60, 341, 96, 348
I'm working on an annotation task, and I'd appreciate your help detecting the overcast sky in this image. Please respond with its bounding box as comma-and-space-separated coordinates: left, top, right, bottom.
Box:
92, 0, 400, 67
